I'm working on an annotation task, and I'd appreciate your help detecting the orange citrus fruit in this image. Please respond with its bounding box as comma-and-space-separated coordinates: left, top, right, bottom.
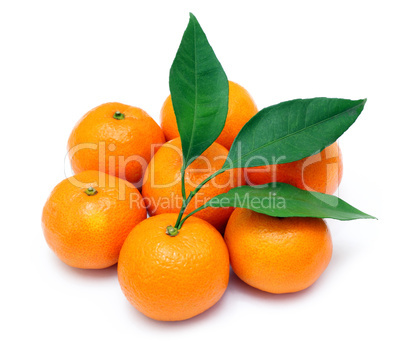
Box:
118, 213, 230, 321
160, 81, 258, 150
245, 142, 343, 194
141, 138, 244, 231
224, 208, 332, 294
68, 102, 165, 187
42, 171, 147, 269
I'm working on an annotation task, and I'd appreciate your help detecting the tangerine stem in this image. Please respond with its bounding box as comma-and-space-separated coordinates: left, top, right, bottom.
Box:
166, 225, 179, 237
84, 186, 98, 196
113, 111, 125, 120
174, 166, 187, 228
174, 168, 225, 229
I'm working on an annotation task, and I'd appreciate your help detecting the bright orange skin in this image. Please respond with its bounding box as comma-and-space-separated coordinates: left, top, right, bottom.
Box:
68, 102, 165, 187
245, 142, 343, 195
118, 213, 230, 321
42, 171, 147, 269
160, 81, 258, 150
224, 209, 333, 294
142, 138, 244, 231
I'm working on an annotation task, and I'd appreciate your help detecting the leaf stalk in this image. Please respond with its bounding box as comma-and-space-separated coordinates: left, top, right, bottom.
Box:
174, 168, 225, 229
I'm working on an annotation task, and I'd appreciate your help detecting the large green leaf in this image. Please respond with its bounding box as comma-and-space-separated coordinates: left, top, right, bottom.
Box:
222, 98, 366, 170
169, 13, 229, 169
203, 183, 375, 220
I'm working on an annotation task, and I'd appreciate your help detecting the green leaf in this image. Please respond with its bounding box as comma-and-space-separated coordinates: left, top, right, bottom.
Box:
203, 183, 375, 220
169, 13, 229, 169
222, 98, 367, 170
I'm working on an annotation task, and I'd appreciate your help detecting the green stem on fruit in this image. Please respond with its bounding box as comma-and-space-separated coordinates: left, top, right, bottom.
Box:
84, 186, 98, 196
113, 111, 125, 120
166, 225, 179, 237
174, 168, 225, 229
174, 166, 187, 228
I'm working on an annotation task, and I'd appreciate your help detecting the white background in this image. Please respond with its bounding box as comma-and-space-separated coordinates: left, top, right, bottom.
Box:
1, 1, 399, 347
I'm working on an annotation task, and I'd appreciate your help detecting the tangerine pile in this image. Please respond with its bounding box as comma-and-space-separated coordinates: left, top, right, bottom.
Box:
42, 80, 342, 321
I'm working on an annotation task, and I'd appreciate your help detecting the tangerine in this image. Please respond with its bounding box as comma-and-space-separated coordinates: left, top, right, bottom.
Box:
42, 171, 147, 269
118, 213, 229, 321
224, 208, 332, 294
68, 102, 165, 187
